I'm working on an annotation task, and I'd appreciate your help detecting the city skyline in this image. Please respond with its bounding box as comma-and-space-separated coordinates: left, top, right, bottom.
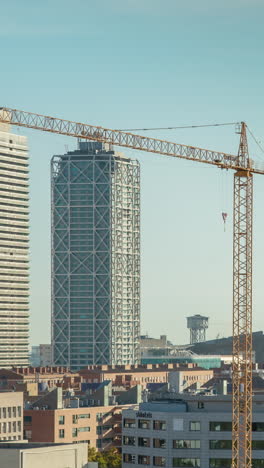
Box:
1, 0, 264, 348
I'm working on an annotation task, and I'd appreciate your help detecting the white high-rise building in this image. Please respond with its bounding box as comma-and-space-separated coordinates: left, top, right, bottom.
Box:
51, 141, 140, 368
0, 117, 29, 367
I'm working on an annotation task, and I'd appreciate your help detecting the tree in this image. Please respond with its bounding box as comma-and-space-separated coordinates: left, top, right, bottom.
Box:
88, 447, 121, 468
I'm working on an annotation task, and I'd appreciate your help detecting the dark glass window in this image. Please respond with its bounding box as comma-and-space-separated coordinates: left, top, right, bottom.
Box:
153, 420, 166, 430
138, 437, 150, 447
209, 422, 232, 432
173, 458, 200, 467
138, 419, 151, 429
209, 459, 232, 468
209, 440, 232, 450
173, 440, 200, 449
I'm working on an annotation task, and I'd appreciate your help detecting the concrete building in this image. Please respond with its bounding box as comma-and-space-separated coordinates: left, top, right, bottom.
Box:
30, 344, 52, 367
51, 141, 140, 368
122, 394, 264, 468
0, 442, 88, 468
24, 404, 126, 451
0, 116, 29, 367
0, 391, 23, 441
78, 364, 213, 391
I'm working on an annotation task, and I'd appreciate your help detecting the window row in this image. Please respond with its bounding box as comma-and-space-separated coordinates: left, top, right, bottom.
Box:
124, 419, 166, 430
124, 419, 264, 433
0, 406, 22, 419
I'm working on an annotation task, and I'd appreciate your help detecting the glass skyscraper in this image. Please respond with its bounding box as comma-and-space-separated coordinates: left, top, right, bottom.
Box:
0, 117, 29, 367
51, 142, 140, 368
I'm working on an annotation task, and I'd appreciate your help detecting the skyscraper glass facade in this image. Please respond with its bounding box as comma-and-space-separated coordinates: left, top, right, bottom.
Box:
51, 142, 140, 368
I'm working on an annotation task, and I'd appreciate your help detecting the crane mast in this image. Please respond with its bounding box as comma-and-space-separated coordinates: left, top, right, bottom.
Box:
0, 108, 261, 468
232, 123, 253, 468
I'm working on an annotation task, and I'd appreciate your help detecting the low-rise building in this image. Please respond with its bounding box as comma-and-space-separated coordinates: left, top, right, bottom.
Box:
78, 364, 213, 390
0, 442, 88, 468
0, 391, 23, 441
122, 394, 264, 468
24, 404, 128, 450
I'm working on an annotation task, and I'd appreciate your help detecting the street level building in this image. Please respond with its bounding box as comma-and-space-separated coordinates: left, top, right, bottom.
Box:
51, 141, 140, 368
0, 391, 23, 441
0, 116, 29, 367
0, 442, 88, 468
122, 394, 264, 468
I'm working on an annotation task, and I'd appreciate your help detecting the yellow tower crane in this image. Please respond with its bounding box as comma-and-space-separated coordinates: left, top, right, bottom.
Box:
0, 107, 262, 468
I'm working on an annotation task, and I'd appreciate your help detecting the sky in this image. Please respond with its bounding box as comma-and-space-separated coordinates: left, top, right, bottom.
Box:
1, 0, 264, 346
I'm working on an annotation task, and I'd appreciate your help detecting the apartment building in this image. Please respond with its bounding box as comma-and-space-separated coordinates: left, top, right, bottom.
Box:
79, 364, 213, 391
0, 391, 23, 441
24, 404, 128, 450
0, 116, 30, 367
122, 394, 264, 468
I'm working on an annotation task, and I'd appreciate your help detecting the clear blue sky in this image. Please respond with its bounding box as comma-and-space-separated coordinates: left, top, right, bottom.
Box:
1, 0, 264, 346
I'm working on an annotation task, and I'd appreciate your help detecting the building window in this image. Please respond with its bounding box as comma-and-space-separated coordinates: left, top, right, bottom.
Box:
58, 415, 65, 425
138, 455, 150, 465
153, 457, 166, 467
138, 419, 151, 429
59, 429, 65, 438
153, 420, 166, 431
138, 437, 150, 447
252, 440, 264, 450
7, 407, 11, 418
209, 459, 232, 468
17, 421, 21, 432
78, 427, 90, 432
252, 422, 264, 432
72, 428, 78, 437
173, 458, 200, 467
123, 453, 136, 464
124, 418, 136, 428
17, 407, 21, 417
209, 422, 232, 432
12, 422, 16, 432
189, 422, 200, 432
209, 440, 232, 450
24, 416, 32, 426
8, 422, 11, 433
252, 461, 264, 468
79, 414, 90, 419
173, 440, 200, 449
153, 439, 166, 449
197, 402, 204, 409
123, 436, 136, 446
96, 440, 102, 449
72, 415, 78, 424
12, 407, 16, 418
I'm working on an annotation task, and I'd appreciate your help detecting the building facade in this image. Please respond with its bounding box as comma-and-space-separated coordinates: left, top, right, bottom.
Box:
0, 391, 23, 441
51, 142, 140, 368
24, 404, 126, 450
0, 442, 88, 468
122, 396, 264, 468
0, 117, 29, 367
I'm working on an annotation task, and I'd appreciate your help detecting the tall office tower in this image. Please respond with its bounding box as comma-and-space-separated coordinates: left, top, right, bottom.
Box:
0, 116, 29, 367
51, 141, 140, 369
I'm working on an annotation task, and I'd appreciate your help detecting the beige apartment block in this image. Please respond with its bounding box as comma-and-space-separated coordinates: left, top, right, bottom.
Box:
0, 391, 23, 441
0, 114, 30, 368
0, 442, 88, 468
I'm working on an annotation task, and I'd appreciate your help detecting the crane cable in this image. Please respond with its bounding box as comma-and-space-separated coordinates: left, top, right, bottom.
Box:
118, 122, 239, 132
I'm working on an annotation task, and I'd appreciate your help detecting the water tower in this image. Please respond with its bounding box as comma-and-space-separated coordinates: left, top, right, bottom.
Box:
187, 314, 209, 344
